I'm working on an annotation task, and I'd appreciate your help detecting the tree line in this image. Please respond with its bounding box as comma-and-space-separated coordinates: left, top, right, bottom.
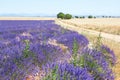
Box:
57, 12, 116, 19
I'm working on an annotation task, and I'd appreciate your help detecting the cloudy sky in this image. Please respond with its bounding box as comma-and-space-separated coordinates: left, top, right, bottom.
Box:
0, 0, 120, 16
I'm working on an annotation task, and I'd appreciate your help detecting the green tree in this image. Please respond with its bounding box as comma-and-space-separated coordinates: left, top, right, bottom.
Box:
80, 16, 82, 18
82, 16, 85, 18
88, 15, 93, 18
64, 14, 72, 19
57, 12, 65, 19
102, 16, 105, 18
80, 16, 85, 19
75, 16, 79, 18
94, 16, 96, 18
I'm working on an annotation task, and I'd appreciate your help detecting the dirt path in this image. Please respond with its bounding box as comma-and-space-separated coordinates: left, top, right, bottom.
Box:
56, 19, 120, 43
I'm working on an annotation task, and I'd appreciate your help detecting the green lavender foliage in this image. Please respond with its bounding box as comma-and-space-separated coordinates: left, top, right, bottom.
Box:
23, 40, 35, 58
13, 39, 40, 69
70, 38, 104, 79
72, 38, 79, 66
94, 32, 102, 51
23, 40, 30, 58
43, 65, 59, 80
13, 40, 31, 69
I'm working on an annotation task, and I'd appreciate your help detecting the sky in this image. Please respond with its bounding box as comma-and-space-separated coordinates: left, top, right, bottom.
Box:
0, 0, 120, 16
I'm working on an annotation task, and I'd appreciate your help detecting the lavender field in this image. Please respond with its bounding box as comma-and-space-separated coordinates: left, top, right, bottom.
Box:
0, 20, 116, 80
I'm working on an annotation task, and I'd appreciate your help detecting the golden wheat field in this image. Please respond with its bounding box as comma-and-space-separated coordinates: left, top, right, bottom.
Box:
60, 18, 120, 35
0, 17, 55, 20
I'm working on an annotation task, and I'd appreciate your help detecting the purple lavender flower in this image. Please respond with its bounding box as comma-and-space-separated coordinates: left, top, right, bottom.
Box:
79, 47, 115, 80
56, 32, 89, 50
42, 62, 94, 80
101, 45, 116, 65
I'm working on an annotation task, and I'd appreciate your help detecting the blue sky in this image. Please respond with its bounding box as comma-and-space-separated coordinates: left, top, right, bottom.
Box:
0, 0, 120, 16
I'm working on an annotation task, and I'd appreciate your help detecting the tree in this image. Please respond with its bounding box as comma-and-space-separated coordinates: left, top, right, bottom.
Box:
79, 16, 85, 19
57, 12, 65, 19
88, 15, 93, 18
109, 16, 112, 18
102, 16, 105, 18
80, 16, 82, 18
94, 16, 96, 18
75, 16, 79, 18
64, 14, 72, 19
82, 16, 85, 18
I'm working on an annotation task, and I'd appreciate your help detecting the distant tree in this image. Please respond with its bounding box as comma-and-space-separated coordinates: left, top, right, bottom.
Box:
109, 16, 112, 18
105, 16, 108, 18
75, 16, 79, 18
79, 16, 85, 19
80, 16, 82, 18
64, 14, 72, 19
94, 16, 96, 18
82, 16, 85, 18
102, 16, 105, 18
88, 15, 93, 18
57, 12, 65, 19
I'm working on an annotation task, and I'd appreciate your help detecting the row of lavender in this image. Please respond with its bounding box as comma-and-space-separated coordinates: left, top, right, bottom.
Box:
0, 20, 116, 80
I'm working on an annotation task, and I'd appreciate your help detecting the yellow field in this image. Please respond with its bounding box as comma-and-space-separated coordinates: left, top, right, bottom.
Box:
0, 17, 55, 20
60, 18, 120, 35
